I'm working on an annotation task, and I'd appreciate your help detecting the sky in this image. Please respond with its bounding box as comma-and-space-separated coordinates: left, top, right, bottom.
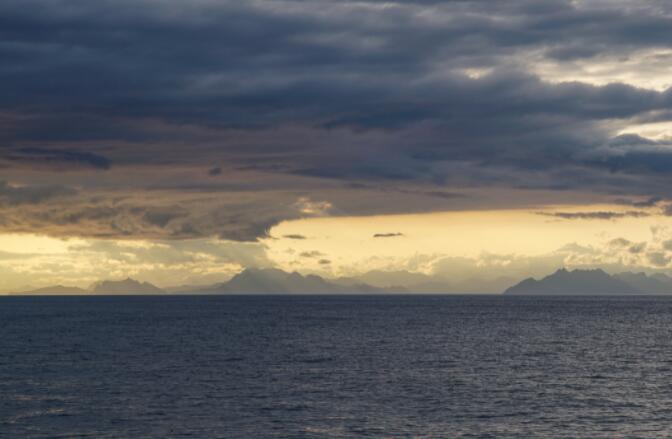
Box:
3, 0, 672, 291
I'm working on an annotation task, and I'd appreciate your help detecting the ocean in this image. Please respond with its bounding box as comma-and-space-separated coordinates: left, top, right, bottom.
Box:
2, 295, 672, 438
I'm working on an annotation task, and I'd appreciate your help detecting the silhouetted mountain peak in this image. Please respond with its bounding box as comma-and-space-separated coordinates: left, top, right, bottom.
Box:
15, 285, 88, 295
504, 268, 635, 295
188, 268, 389, 294
91, 278, 165, 295
504, 268, 672, 296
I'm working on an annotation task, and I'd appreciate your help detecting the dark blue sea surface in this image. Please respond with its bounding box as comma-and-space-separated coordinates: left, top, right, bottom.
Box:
2, 295, 672, 438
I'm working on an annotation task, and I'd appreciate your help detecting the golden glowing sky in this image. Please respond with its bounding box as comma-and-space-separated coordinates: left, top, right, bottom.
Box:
271, 207, 648, 259
3, 202, 672, 293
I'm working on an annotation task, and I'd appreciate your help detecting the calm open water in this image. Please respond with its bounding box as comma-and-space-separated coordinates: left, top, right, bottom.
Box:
2, 295, 672, 438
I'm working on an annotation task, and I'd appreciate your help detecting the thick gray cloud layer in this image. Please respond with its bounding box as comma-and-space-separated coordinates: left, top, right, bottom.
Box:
2, 0, 672, 240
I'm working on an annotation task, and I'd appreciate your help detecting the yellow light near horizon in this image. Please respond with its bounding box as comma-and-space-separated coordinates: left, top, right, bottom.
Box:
0, 233, 84, 254
0, 205, 668, 293
266, 206, 662, 267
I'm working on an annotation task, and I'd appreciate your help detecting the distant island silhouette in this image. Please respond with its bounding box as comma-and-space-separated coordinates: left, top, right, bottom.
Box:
12, 269, 395, 295
15, 278, 169, 295
12, 268, 672, 295
504, 268, 672, 295
12, 268, 510, 295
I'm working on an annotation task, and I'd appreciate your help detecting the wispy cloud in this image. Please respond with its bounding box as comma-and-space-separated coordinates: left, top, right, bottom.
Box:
538, 211, 650, 220
373, 233, 404, 238
283, 234, 307, 240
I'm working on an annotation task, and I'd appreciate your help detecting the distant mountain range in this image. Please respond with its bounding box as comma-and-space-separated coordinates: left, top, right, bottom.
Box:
13, 267, 513, 296
14, 267, 672, 296
172, 268, 509, 294
332, 269, 513, 293
21, 285, 89, 295
504, 269, 672, 295
13, 269, 393, 295
91, 278, 165, 295
15, 278, 168, 295
170, 268, 389, 294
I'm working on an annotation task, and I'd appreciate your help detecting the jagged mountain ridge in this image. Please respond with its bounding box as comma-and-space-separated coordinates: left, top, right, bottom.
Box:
504, 269, 672, 295
14, 268, 672, 296
14, 278, 166, 295
91, 278, 165, 295
15, 269, 392, 295
183, 268, 390, 294
16, 285, 89, 295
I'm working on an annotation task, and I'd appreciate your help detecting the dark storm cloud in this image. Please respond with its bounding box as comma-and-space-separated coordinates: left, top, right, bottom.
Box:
0, 181, 76, 205
4, 0, 672, 240
142, 208, 188, 228
4, 147, 111, 170
2, 1, 670, 136
633, 197, 663, 208
0, 191, 313, 242
0, 4, 667, 147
